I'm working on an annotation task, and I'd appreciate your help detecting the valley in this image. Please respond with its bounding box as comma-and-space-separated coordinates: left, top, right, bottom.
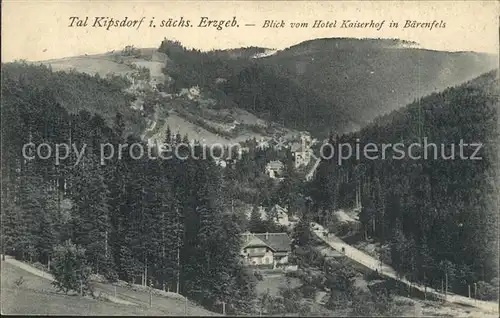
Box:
32, 37, 498, 143
2, 37, 498, 316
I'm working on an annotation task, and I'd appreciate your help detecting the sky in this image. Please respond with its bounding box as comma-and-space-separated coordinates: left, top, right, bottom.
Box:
2, 1, 499, 62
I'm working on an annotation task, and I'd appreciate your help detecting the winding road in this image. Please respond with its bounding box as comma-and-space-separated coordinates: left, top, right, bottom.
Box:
310, 223, 499, 314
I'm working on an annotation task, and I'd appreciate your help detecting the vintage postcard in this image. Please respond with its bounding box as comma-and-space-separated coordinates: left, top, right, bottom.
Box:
1, 0, 499, 316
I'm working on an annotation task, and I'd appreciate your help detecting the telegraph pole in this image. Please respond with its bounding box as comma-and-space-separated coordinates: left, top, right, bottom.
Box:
176, 244, 180, 293
149, 278, 153, 307
176, 207, 180, 294
149, 288, 152, 307
80, 274, 83, 296
424, 272, 427, 300
445, 269, 448, 299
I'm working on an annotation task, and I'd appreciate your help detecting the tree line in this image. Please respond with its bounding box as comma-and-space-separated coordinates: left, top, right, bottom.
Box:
1, 62, 257, 314
157, 39, 351, 136
309, 70, 499, 300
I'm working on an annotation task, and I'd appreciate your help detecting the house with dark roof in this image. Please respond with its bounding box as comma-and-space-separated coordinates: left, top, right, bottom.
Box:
291, 142, 312, 168
265, 160, 284, 179
240, 232, 292, 268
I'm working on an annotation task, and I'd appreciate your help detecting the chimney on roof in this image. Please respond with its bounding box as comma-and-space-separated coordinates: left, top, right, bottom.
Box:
265, 232, 269, 240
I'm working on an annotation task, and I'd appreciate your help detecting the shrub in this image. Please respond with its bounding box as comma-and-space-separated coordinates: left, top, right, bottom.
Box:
285, 270, 301, 279
32, 262, 47, 272
121, 45, 141, 57
95, 291, 110, 302
338, 223, 352, 237
50, 240, 92, 296
14, 276, 25, 287
325, 289, 351, 310
349, 290, 401, 317
104, 269, 119, 283
254, 270, 264, 281
278, 283, 304, 313
99, 255, 119, 283
300, 284, 316, 298
477, 279, 499, 301
259, 291, 283, 315
364, 269, 382, 281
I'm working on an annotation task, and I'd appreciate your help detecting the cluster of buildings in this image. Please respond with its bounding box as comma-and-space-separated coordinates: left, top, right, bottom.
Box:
263, 135, 316, 179
261, 133, 316, 179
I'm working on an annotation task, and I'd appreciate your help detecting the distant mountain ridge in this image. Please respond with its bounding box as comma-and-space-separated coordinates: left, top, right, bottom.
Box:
253, 38, 498, 130
15, 37, 499, 141
159, 37, 498, 136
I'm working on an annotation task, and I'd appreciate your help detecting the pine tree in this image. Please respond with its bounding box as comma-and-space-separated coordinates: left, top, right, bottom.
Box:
16, 168, 49, 262
292, 214, 312, 247
36, 207, 56, 264
69, 152, 112, 275
248, 205, 263, 233
165, 125, 172, 144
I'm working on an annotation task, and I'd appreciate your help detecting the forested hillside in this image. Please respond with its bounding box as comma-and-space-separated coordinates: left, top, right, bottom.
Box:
158, 38, 497, 137
1, 62, 257, 314
158, 40, 260, 94
1, 62, 146, 135
222, 63, 354, 133
259, 38, 498, 126
309, 70, 499, 299
3, 39, 498, 314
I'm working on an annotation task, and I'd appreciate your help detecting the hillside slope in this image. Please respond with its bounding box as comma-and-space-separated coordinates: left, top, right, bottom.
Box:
310, 70, 499, 302
22, 38, 498, 141
253, 38, 498, 132
156, 38, 497, 137
24, 45, 302, 145
1, 61, 146, 136
1, 258, 218, 316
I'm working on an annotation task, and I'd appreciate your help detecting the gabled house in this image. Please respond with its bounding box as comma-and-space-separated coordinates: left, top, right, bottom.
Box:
240, 232, 292, 268
291, 142, 312, 168
265, 160, 284, 179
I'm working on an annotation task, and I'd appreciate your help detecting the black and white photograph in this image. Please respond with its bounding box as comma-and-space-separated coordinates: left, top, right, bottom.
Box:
1, 1, 499, 316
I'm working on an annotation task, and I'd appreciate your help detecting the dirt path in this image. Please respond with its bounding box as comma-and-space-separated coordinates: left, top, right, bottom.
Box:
2, 255, 55, 281
2, 255, 137, 306
305, 158, 321, 181
1, 255, 218, 315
